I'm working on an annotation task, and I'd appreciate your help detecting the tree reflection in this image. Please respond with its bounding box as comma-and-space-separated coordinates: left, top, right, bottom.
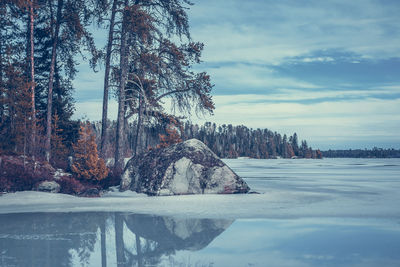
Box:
0, 212, 233, 266
0, 212, 99, 266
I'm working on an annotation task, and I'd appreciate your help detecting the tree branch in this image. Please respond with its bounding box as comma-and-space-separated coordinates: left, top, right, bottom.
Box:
155, 88, 191, 102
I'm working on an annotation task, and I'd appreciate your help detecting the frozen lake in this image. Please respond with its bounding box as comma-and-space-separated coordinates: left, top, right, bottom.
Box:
1, 158, 400, 266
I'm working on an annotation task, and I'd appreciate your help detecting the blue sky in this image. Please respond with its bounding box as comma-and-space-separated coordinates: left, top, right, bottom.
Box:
73, 0, 400, 149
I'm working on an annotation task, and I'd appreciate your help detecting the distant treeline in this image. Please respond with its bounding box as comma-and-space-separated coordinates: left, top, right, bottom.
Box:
322, 148, 400, 158
184, 122, 322, 159
94, 121, 322, 159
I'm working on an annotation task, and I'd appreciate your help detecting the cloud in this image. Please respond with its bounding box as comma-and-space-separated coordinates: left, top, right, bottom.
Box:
189, 0, 400, 65
301, 57, 334, 63
206, 63, 321, 94
212, 87, 400, 104
73, 100, 118, 121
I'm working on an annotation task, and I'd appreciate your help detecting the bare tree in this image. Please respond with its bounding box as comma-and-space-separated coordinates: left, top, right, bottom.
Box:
28, 0, 36, 158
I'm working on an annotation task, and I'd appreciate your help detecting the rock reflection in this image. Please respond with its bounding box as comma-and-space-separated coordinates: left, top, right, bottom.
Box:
0, 212, 233, 267
120, 214, 233, 266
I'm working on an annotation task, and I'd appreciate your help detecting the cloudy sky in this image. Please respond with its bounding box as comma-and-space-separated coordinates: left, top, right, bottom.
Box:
73, 0, 400, 150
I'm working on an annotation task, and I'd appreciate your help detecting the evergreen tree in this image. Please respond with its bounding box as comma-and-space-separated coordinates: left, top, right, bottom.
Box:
291, 132, 299, 155
71, 122, 109, 181
0, 1, 32, 154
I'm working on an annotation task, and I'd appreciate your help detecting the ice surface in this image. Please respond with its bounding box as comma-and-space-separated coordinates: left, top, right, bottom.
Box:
1, 158, 400, 220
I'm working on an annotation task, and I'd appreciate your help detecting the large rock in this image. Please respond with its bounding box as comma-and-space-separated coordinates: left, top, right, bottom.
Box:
37, 181, 60, 193
121, 139, 250, 195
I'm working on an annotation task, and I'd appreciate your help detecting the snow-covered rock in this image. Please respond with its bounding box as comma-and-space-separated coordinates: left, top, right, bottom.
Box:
37, 181, 60, 193
54, 169, 71, 180
121, 139, 250, 195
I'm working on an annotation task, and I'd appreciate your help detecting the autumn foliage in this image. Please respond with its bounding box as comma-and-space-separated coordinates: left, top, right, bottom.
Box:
71, 122, 108, 181
157, 127, 182, 149
157, 119, 182, 149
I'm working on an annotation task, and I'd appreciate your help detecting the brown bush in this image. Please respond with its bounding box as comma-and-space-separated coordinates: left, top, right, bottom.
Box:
0, 155, 53, 192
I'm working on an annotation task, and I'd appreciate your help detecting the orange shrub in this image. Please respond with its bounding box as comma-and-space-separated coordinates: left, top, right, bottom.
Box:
71, 122, 109, 181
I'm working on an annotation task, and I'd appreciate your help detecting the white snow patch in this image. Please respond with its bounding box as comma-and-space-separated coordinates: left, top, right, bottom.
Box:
159, 157, 203, 195
169, 157, 191, 194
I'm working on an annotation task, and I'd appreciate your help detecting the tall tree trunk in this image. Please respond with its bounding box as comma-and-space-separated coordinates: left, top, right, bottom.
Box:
134, 96, 143, 156
136, 234, 143, 267
101, 215, 107, 267
23, 114, 27, 167
100, 0, 118, 159
0, 30, 3, 120
114, 0, 129, 173
45, 0, 63, 162
29, 0, 36, 158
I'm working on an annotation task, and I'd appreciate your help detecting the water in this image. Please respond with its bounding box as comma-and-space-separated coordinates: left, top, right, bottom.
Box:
1, 158, 400, 266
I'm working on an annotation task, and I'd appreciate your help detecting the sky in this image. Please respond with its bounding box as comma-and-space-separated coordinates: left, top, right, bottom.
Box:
73, 0, 400, 150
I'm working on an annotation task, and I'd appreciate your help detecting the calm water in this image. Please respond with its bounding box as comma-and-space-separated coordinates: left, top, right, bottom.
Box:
1, 158, 400, 266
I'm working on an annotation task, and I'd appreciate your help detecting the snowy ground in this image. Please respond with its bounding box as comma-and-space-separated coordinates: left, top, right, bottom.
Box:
1, 158, 399, 220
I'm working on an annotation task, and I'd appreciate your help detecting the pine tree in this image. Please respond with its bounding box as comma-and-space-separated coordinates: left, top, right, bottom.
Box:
71, 122, 109, 181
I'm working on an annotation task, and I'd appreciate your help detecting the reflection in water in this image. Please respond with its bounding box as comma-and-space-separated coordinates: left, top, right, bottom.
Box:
121, 214, 232, 266
0, 212, 233, 267
1, 213, 400, 267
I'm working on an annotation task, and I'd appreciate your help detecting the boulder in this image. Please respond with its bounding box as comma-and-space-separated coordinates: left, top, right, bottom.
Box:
37, 181, 60, 193
121, 139, 250, 195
